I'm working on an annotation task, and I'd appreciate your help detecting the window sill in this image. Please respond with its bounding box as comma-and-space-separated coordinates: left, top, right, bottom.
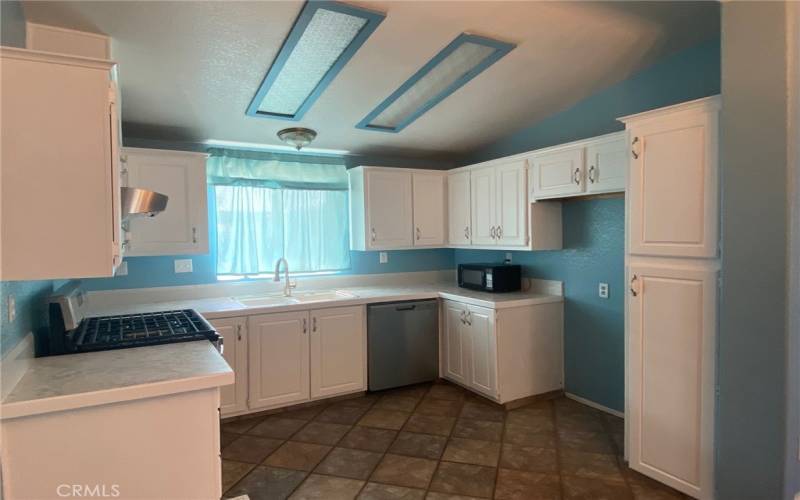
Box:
217, 270, 348, 282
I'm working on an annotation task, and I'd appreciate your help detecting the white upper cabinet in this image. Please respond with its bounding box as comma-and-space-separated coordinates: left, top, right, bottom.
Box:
621, 98, 719, 258
412, 172, 446, 246
470, 166, 497, 246
122, 148, 209, 256
0, 48, 122, 280
585, 136, 627, 194
530, 148, 585, 199
447, 170, 471, 245
494, 160, 528, 246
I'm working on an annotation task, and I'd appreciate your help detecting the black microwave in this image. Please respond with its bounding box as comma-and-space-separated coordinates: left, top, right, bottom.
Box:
457, 263, 521, 293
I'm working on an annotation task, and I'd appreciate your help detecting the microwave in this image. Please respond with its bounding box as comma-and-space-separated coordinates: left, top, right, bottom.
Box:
457, 263, 521, 293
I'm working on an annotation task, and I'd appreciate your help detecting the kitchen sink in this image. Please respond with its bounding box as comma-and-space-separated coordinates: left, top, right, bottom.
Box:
290, 290, 357, 303
235, 295, 299, 307
234, 290, 357, 308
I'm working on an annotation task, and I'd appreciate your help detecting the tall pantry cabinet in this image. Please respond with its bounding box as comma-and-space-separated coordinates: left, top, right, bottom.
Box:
619, 96, 720, 500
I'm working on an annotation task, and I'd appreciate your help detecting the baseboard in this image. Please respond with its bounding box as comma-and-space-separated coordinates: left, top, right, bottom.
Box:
565, 392, 624, 418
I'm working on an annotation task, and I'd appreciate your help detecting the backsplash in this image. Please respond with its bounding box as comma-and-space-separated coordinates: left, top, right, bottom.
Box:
0, 280, 54, 356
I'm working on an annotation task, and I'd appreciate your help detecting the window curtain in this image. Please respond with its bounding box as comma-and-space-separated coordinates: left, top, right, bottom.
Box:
208, 148, 350, 275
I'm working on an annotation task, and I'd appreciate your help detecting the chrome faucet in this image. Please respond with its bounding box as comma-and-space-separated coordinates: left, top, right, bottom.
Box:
273, 257, 296, 296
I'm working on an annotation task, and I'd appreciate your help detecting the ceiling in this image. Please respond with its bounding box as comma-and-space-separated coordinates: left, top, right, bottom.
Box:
22, 1, 719, 159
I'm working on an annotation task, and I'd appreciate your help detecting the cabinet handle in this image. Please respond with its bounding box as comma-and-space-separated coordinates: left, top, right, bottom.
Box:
464, 226, 470, 239
302, 318, 307, 333
312, 316, 317, 332
192, 227, 197, 244
573, 167, 581, 185
497, 226, 503, 239
631, 137, 641, 159
465, 311, 472, 326
588, 165, 596, 183
630, 275, 639, 297
460, 310, 466, 325
416, 227, 421, 240
490, 226, 496, 239
236, 324, 242, 341
370, 227, 376, 242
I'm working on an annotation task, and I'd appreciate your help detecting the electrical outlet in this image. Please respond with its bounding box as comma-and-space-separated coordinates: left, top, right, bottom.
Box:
379, 252, 388, 264
174, 259, 193, 273
115, 261, 128, 276
505, 252, 513, 263
599, 282, 609, 299
7, 294, 15, 323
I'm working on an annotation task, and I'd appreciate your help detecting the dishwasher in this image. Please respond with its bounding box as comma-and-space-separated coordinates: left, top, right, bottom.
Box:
367, 299, 439, 391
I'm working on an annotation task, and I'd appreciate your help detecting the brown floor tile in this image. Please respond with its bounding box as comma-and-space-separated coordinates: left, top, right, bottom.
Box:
424, 493, 484, 500
316, 405, 369, 425
250, 417, 308, 439
505, 410, 554, 432
623, 467, 688, 499
289, 474, 365, 499
429, 461, 496, 498
389, 431, 447, 460
221, 431, 240, 449
459, 401, 504, 422
359, 409, 411, 430
441, 437, 501, 467
282, 405, 328, 421
224, 465, 307, 499
293, 421, 351, 445
333, 395, 380, 410
494, 468, 561, 500
499, 444, 558, 474
555, 399, 601, 417
339, 426, 398, 453
370, 454, 438, 489
221, 460, 255, 493
315, 447, 383, 480
452, 419, 503, 442
222, 415, 265, 434
562, 475, 633, 499
416, 398, 463, 418
556, 413, 606, 433
503, 424, 556, 448
560, 450, 624, 482
602, 414, 624, 435
375, 395, 420, 412
557, 429, 615, 454
382, 384, 430, 400
264, 441, 332, 472
427, 384, 466, 401
403, 415, 456, 436
358, 482, 426, 499
222, 435, 284, 464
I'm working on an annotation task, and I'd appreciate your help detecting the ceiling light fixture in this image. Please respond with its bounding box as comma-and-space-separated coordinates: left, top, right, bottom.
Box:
277, 127, 318, 150
247, 1, 385, 121
357, 33, 515, 133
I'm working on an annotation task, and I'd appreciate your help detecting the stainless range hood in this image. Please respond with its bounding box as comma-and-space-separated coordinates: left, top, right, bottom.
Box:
121, 187, 168, 219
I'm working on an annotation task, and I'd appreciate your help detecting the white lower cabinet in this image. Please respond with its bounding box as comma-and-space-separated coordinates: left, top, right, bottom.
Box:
443, 301, 469, 385
210, 317, 248, 416
310, 306, 366, 399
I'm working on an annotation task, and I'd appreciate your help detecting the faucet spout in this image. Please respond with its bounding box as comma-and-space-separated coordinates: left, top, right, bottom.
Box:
273, 258, 295, 296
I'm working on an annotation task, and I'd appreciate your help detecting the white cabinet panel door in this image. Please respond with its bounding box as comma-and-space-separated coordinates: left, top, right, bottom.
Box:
470, 166, 496, 246
412, 172, 446, 247
310, 306, 365, 399
443, 300, 468, 385
248, 311, 309, 409
123, 149, 209, 256
628, 110, 718, 258
448, 170, 471, 245
211, 317, 248, 416
586, 137, 627, 194
467, 305, 497, 398
530, 148, 584, 199
495, 160, 528, 247
365, 169, 413, 249
628, 264, 715, 499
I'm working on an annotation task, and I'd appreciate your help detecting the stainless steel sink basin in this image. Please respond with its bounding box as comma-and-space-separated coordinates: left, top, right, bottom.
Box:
234, 290, 357, 308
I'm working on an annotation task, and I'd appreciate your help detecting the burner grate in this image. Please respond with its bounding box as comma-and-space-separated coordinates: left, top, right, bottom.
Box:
75, 309, 213, 347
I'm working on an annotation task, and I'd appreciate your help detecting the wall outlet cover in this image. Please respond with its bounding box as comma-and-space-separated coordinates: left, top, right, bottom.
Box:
599, 282, 609, 299
7, 294, 15, 323
174, 259, 193, 273
379, 252, 388, 264
505, 252, 512, 263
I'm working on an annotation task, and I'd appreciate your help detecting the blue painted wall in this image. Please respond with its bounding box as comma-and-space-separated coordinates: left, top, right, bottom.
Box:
0, 280, 54, 356
0, 0, 26, 48
456, 38, 721, 412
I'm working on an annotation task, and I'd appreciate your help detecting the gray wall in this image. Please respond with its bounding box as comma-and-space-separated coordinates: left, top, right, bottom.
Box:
0, 0, 26, 48
718, 3, 790, 498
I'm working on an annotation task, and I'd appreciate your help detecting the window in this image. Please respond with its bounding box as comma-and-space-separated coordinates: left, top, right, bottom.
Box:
208, 149, 350, 278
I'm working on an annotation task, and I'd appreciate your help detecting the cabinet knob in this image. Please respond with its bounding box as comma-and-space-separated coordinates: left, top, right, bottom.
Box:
192, 227, 198, 244
497, 226, 503, 239
490, 226, 496, 239
573, 167, 581, 185
631, 137, 641, 159
302, 318, 307, 333
588, 165, 596, 183
312, 317, 317, 332
630, 274, 639, 297
416, 227, 421, 240
236, 324, 242, 341
464, 226, 470, 239
370, 227, 376, 242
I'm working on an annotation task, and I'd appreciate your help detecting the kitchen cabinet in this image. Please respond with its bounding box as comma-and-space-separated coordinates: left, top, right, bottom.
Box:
469, 160, 530, 248
122, 148, 209, 256
412, 172, 446, 246
0, 47, 123, 280
210, 317, 248, 416
447, 170, 471, 245
530, 148, 585, 199
441, 299, 562, 404
585, 135, 627, 194
469, 166, 497, 246
310, 306, 366, 399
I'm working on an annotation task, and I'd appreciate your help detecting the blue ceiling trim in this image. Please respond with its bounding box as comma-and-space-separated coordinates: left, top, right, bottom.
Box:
356, 33, 516, 133
246, 1, 385, 121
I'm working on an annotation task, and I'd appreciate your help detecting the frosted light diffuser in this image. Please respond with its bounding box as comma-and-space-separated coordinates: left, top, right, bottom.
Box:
357, 34, 515, 133
247, 2, 385, 121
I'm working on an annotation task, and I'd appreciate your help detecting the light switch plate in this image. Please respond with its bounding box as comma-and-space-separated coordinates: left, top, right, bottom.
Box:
379, 252, 388, 264
599, 282, 609, 299
174, 259, 193, 273
7, 294, 15, 323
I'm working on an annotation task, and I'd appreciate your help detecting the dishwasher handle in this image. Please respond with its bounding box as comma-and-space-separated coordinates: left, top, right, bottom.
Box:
395, 305, 416, 311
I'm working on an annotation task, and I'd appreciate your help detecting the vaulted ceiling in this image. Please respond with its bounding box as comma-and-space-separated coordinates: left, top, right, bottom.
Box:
22, 1, 719, 158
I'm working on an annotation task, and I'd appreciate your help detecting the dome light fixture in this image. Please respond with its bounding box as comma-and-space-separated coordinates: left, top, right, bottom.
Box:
277, 127, 318, 151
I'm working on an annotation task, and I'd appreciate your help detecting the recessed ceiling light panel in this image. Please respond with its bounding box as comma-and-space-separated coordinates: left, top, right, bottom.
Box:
247, 1, 385, 121
357, 34, 515, 133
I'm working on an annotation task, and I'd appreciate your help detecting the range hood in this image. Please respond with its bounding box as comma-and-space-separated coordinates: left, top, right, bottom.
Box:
121, 187, 168, 219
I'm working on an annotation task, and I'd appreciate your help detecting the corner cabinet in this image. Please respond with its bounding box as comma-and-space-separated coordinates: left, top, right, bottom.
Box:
122, 148, 210, 256
0, 47, 123, 280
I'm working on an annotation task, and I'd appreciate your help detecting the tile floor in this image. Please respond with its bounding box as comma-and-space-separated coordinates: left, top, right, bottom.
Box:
220, 381, 689, 499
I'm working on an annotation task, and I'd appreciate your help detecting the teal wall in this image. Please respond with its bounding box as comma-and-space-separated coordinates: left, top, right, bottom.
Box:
456, 38, 721, 412
0, 281, 54, 356
0, 0, 26, 48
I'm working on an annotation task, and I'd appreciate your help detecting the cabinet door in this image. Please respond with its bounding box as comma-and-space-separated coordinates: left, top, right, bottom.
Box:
365, 169, 413, 249
628, 264, 715, 499
448, 170, 471, 245
412, 172, 446, 246
466, 305, 497, 398
628, 110, 718, 257
470, 166, 497, 245
248, 311, 309, 409
586, 136, 626, 194
442, 301, 468, 385
210, 317, 248, 416
530, 148, 585, 199
123, 149, 209, 256
310, 306, 366, 399
495, 160, 528, 247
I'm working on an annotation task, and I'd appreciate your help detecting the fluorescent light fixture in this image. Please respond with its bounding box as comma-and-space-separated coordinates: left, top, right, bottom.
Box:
247, 1, 385, 121
357, 34, 515, 133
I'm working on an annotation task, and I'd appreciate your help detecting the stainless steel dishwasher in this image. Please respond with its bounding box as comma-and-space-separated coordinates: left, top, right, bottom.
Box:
367, 299, 439, 391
